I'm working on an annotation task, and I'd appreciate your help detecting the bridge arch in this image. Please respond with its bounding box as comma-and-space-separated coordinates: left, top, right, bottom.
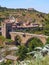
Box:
25, 37, 44, 46
10, 32, 47, 45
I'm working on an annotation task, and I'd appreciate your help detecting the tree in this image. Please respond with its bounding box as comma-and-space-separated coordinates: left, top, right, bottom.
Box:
6, 39, 13, 43
0, 62, 6, 65
18, 45, 28, 60
46, 37, 49, 44
0, 36, 5, 42
27, 38, 43, 52
0, 36, 6, 46
22, 12, 26, 16
6, 60, 12, 65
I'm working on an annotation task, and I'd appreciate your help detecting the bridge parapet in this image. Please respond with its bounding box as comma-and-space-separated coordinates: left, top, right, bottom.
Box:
10, 32, 49, 44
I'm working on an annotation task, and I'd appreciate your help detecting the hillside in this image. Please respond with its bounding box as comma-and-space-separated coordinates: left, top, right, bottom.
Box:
0, 6, 49, 35
0, 6, 49, 25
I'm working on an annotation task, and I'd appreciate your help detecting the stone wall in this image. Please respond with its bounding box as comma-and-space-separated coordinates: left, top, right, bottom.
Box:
10, 32, 48, 44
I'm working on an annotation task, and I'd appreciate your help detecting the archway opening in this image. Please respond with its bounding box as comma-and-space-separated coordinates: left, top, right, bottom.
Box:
15, 35, 21, 46
26, 37, 44, 51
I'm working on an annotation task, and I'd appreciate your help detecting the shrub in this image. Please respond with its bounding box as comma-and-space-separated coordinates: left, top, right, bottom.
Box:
18, 45, 28, 60
27, 38, 43, 52
46, 37, 49, 44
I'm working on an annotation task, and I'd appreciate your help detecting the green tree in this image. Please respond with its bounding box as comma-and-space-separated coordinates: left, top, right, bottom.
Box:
22, 12, 26, 16
0, 61, 6, 65
6, 39, 13, 43
43, 23, 49, 36
18, 45, 28, 60
0, 36, 6, 46
6, 60, 12, 65
0, 36, 5, 42
46, 37, 49, 44
28, 38, 43, 52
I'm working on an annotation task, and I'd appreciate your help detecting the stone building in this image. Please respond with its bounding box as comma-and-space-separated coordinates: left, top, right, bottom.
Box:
0, 16, 43, 39
1, 16, 15, 38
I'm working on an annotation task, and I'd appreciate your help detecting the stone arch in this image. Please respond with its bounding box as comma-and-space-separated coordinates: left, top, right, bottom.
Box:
10, 32, 47, 45
25, 36, 44, 46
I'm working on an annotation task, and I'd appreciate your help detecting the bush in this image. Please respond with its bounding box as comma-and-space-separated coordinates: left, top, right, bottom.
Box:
6, 39, 13, 43
46, 37, 49, 44
27, 38, 43, 52
18, 45, 28, 60
0, 36, 5, 42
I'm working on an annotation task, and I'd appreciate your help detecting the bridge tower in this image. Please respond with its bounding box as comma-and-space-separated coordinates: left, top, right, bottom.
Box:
1, 21, 7, 38
1, 21, 12, 38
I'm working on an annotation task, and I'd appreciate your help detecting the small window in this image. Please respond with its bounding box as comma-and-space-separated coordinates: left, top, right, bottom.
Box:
23, 34, 26, 37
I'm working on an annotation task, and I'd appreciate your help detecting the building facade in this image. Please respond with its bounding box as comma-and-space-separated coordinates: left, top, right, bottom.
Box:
0, 16, 43, 39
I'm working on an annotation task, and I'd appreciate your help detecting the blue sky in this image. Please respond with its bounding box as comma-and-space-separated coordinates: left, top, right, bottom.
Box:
0, 0, 49, 13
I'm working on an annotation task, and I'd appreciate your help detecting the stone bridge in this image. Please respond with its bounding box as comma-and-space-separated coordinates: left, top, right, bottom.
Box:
10, 32, 48, 44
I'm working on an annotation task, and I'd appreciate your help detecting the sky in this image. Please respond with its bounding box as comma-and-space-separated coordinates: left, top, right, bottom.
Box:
0, 0, 49, 13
